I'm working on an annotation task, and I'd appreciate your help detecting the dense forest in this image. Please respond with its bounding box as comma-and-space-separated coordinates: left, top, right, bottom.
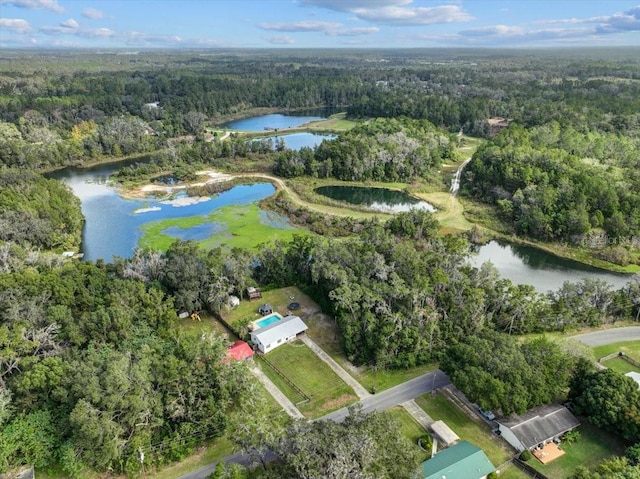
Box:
463, 123, 640, 265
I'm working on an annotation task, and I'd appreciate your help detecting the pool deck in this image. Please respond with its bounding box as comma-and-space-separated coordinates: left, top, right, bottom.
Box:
250, 312, 283, 331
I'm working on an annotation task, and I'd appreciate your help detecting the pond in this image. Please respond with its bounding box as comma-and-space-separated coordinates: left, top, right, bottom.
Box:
470, 240, 633, 292
315, 185, 436, 213
223, 111, 327, 132
48, 162, 288, 262
258, 132, 335, 150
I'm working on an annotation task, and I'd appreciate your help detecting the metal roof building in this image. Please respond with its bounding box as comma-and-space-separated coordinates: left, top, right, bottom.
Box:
250, 315, 307, 353
497, 404, 580, 452
421, 441, 495, 479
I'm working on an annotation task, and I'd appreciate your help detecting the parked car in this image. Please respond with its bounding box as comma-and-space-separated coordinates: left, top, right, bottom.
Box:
477, 406, 496, 421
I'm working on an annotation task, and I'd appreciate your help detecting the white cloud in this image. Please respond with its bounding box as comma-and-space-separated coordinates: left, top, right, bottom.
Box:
60, 18, 79, 29
259, 21, 342, 33
460, 24, 525, 38
301, 0, 472, 25
0, 0, 63, 13
124, 31, 181, 45
82, 8, 104, 20
259, 20, 378, 36
265, 35, 295, 45
536, 5, 640, 33
302, 0, 411, 11
0, 17, 31, 33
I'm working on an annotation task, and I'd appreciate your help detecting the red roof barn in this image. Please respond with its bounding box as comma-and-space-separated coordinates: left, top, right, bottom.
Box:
227, 340, 254, 361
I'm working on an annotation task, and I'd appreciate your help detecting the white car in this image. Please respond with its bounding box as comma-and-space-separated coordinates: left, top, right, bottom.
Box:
478, 406, 496, 421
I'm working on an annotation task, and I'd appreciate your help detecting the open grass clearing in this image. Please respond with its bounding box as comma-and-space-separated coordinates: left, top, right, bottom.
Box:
257, 340, 358, 419
385, 407, 431, 462
415, 391, 513, 467
524, 422, 628, 479
416, 191, 474, 233
140, 203, 307, 252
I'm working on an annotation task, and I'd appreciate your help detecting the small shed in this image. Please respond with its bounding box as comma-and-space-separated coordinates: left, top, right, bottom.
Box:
227, 340, 254, 361
228, 295, 240, 309
258, 303, 273, 315
177, 311, 190, 319
247, 286, 262, 300
430, 420, 460, 447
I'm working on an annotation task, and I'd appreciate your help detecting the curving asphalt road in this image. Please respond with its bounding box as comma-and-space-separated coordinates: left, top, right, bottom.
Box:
571, 326, 640, 347
177, 370, 449, 479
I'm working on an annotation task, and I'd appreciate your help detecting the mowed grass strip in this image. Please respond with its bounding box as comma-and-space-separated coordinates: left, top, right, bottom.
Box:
602, 356, 640, 374
415, 391, 513, 466
140, 203, 307, 252
526, 422, 627, 479
258, 341, 358, 419
593, 340, 640, 360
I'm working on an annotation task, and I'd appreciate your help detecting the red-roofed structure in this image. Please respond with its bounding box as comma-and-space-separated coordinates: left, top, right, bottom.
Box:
227, 340, 254, 361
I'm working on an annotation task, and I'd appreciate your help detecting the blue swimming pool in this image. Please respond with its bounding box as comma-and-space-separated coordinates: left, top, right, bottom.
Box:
255, 313, 282, 328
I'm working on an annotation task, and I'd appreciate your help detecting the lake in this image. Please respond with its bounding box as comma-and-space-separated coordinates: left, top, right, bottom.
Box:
49, 162, 282, 261
315, 185, 436, 213
470, 240, 633, 292
258, 132, 335, 150
223, 112, 326, 131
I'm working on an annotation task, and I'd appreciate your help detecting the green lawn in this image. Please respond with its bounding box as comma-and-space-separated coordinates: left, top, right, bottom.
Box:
414, 391, 513, 467
525, 422, 628, 479
257, 341, 358, 419
602, 356, 640, 374
593, 340, 640, 360
385, 407, 431, 462
140, 203, 307, 252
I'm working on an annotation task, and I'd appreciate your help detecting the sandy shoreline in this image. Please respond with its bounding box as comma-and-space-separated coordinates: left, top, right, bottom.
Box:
122, 170, 232, 199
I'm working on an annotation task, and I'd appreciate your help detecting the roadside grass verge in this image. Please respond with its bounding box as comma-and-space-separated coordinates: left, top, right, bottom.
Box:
524, 422, 628, 479
257, 341, 358, 419
593, 340, 640, 360
601, 356, 640, 374
414, 391, 513, 467
139, 203, 307, 252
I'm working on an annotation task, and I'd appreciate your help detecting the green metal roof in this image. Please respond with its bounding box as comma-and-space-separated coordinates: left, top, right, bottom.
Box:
422, 441, 495, 479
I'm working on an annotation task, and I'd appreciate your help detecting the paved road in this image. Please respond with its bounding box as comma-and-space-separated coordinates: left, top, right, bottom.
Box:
178, 450, 278, 479
177, 369, 450, 479
320, 370, 450, 423
571, 326, 640, 347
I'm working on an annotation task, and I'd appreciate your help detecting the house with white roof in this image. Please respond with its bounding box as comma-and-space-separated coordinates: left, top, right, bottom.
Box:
626, 371, 640, 389
250, 315, 307, 353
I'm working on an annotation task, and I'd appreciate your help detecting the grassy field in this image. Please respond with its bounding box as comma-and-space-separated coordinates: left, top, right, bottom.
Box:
525, 422, 628, 479
385, 407, 431, 461
139, 203, 308, 252
257, 341, 358, 419
416, 191, 474, 233
415, 392, 513, 466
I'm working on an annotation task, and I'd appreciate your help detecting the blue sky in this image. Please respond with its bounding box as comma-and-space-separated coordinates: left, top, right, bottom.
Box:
1, 0, 639, 48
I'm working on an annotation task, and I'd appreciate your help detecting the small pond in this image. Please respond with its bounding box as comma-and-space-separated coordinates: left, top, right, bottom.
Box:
469, 240, 633, 292
257, 132, 335, 150
315, 185, 435, 213
223, 111, 327, 131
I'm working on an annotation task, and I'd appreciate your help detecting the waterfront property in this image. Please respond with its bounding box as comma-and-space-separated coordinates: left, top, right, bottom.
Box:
497, 404, 580, 453
250, 315, 308, 354
421, 440, 495, 479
